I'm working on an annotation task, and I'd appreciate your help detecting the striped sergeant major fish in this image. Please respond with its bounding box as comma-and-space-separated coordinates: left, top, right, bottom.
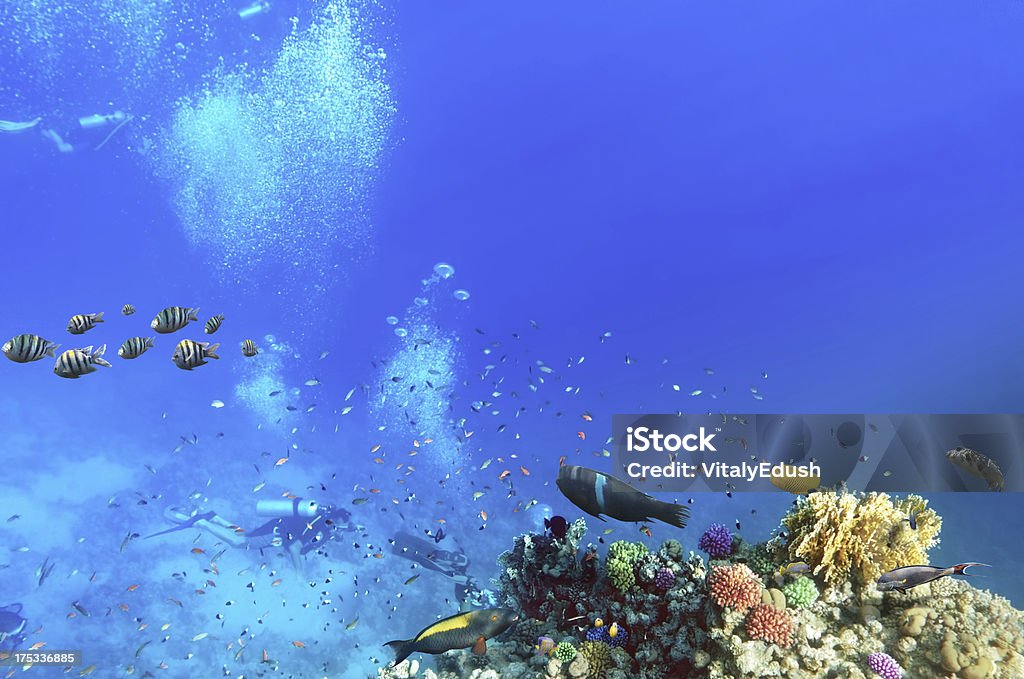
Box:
172, 339, 220, 371
54, 344, 112, 379
204, 314, 224, 335
2, 334, 60, 363
385, 608, 519, 667
151, 306, 199, 334
121, 304, 136, 316
241, 339, 258, 357
556, 465, 689, 528
67, 312, 104, 334
118, 336, 155, 360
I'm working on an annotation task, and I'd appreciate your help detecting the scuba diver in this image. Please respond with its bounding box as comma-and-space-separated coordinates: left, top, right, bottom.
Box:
1, 110, 132, 153
147, 497, 355, 576
392, 531, 498, 611
0, 604, 27, 653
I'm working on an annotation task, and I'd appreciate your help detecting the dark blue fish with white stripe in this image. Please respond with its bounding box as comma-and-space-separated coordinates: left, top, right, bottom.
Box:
556, 465, 688, 528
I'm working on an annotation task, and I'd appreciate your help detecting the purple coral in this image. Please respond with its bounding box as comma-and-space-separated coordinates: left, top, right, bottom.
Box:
867, 652, 904, 679
698, 523, 733, 558
655, 567, 676, 590
585, 624, 629, 648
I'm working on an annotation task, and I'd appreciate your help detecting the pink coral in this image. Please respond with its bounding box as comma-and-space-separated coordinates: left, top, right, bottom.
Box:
707, 563, 762, 612
745, 603, 794, 648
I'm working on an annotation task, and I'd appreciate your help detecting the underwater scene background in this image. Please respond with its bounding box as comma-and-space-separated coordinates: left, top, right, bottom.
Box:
1, 1, 1024, 677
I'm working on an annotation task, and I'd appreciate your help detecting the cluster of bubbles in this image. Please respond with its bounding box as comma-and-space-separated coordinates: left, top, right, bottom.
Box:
233, 333, 292, 429
0, 0, 170, 113
153, 0, 395, 295
370, 262, 469, 470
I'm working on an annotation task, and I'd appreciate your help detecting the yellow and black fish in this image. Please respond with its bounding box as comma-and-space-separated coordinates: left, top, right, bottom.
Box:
118, 336, 155, 360
769, 463, 821, 495
204, 314, 224, 334
121, 304, 136, 316
67, 312, 104, 335
241, 339, 258, 357
54, 344, 112, 379
2, 334, 59, 363
385, 608, 518, 667
172, 339, 220, 371
151, 306, 199, 334
556, 465, 689, 528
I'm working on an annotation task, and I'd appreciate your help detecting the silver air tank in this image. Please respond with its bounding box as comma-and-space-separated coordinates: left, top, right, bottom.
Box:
239, 1, 271, 20
256, 498, 318, 518
79, 111, 127, 129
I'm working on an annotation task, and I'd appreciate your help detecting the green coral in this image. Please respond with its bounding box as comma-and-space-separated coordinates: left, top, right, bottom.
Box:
660, 539, 683, 561
554, 641, 577, 662
780, 491, 941, 590
781, 576, 818, 608
578, 640, 612, 679
605, 540, 648, 592
742, 543, 776, 579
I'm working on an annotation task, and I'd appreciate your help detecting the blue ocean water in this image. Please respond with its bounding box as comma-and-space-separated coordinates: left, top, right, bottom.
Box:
1, 1, 1023, 677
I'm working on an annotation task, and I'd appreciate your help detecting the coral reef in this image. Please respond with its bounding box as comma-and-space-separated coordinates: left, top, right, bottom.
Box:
477, 495, 1024, 679
698, 523, 734, 558
781, 576, 818, 609
654, 567, 675, 591
867, 651, 903, 679
604, 541, 647, 592
780, 491, 940, 590
578, 641, 611, 679
707, 563, 763, 612
744, 603, 794, 648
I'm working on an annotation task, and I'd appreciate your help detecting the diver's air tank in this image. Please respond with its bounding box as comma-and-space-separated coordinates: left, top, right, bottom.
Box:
256, 498, 318, 518
78, 111, 127, 130
239, 1, 271, 20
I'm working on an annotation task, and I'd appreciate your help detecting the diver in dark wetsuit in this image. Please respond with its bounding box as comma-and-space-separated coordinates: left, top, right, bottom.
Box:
150, 498, 355, 576
391, 532, 497, 611
0, 604, 27, 653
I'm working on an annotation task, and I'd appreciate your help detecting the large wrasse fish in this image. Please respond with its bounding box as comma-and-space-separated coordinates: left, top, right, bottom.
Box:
556, 465, 689, 528
385, 608, 519, 667
945, 447, 1004, 492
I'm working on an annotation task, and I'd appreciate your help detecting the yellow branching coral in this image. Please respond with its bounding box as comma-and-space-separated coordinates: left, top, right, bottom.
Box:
780, 491, 940, 589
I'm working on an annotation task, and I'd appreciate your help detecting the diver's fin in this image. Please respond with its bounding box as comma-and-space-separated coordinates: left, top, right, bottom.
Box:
385, 639, 414, 667
472, 636, 487, 655
144, 511, 217, 539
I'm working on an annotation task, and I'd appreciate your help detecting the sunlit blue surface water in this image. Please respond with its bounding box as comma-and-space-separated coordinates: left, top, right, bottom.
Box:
1, 1, 1023, 677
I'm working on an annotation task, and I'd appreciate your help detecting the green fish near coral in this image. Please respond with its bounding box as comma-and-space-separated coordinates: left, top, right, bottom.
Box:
876, 563, 989, 593
556, 465, 689, 528
385, 608, 519, 667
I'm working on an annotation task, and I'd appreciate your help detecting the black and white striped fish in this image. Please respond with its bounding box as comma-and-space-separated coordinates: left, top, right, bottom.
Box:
118, 336, 155, 359
2, 334, 60, 363
241, 339, 258, 357
54, 344, 112, 379
151, 307, 199, 334
122, 304, 136, 316
172, 339, 220, 370
204, 314, 224, 335
67, 312, 104, 335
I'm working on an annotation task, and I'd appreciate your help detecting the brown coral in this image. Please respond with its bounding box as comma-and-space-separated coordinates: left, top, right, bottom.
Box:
707, 563, 763, 612
744, 603, 794, 648
780, 491, 940, 590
